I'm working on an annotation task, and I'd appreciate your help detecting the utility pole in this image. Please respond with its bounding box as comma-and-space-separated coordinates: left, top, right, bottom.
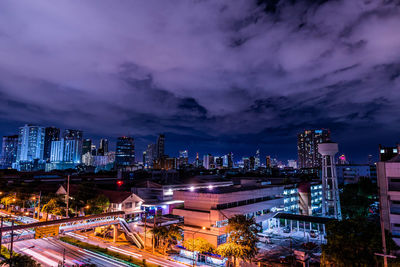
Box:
37, 191, 41, 220
62, 248, 66, 267
9, 220, 14, 266
144, 212, 147, 249
152, 214, 156, 254
66, 175, 70, 218
0, 216, 3, 256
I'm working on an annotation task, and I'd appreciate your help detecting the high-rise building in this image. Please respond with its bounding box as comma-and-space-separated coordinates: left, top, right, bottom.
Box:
156, 134, 165, 159
203, 154, 214, 169
63, 129, 83, 141
255, 149, 260, 169
43, 127, 60, 161
319, 142, 341, 220
82, 139, 92, 156
297, 129, 331, 169
179, 150, 188, 159
227, 152, 233, 168
178, 150, 189, 168
50, 139, 81, 163
215, 156, 223, 169
145, 143, 156, 167
377, 144, 400, 246
16, 124, 45, 163
91, 144, 97, 156
0, 135, 18, 169
266, 155, 271, 168
243, 157, 250, 170
249, 156, 255, 170
98, 138, 109, 156
116, 136, 135, 168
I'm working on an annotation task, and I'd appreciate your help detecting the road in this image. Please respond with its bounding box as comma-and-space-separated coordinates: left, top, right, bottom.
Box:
13, 237, 133, 267
67, 232, 188, 267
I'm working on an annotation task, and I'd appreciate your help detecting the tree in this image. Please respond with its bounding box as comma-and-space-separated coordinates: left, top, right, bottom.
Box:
1, 195, 15, 210
321, 217, 398, 267
216, 214, 260, 266
1, 254, 41, 267
41, 198, 63, 221
87, 195, 110, 214
151, 224, 183, 254
183, 237, 215, 254
341, 177, 377, 219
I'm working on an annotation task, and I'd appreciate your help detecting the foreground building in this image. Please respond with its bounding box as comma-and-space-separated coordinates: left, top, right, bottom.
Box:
173, 182, 284, 247
377, 144, 400, 245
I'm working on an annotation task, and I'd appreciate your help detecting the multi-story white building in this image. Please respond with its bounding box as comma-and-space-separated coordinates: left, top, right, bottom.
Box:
173, 184, 284, 247
377, 150, 400, 245
283, 182, 322, 215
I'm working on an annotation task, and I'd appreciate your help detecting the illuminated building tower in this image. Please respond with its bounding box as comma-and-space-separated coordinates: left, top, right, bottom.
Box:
44, 127, 60, 161
116, 136, 135, 168
156, 134, 165, 159
98, 138, 109, 156
227, 152, 233, 168
266, 155, 271, 168
0, 135, 18, 168
16, 124, 45, 163
255, 149, 260, 169
318, 142, 341, 220
297, 129, 330, 168
82, 139, 92, 155
63, 129, 83, 141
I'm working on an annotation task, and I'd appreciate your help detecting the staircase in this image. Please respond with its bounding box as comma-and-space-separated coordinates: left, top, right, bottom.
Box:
119, 218, 144, 249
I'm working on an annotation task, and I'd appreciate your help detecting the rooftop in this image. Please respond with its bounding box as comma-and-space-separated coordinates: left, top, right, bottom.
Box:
179, 185, 281, 194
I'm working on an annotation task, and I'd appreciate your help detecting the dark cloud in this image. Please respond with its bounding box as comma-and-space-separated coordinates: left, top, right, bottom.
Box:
0, 0, 399, 162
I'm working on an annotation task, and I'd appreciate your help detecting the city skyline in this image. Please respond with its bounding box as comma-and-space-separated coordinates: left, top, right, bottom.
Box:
1, 1, 399, 163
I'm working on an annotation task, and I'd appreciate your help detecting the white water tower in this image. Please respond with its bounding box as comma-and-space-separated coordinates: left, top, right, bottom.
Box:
318, 142, 342, 220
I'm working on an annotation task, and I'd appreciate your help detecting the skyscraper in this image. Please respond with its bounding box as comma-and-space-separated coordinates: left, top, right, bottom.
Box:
145, 143, 156, 167
203, 154, 214, 169
50, 139, 81, 164
63, 129, 83, 141
44, 127, 60, 161
116, 136, 135, 168
0, 135, 18, 169
16, 124, 45, 163
98, 138, 109, 156
82, 138, 92, 155
266, 155, 271, 168
156, 134, 165, 159
227, 152, 233, 168
255, 149, 260, 169
297, 129, 331, 168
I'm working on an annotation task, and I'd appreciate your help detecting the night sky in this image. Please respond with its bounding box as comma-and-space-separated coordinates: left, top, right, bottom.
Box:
0, 0, 399, 163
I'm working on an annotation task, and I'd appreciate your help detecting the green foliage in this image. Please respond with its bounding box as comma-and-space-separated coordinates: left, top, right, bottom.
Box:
341, 177, 377, 219
1, 254, 41, 267
41, 198, 64, 220
87, 194, 110, 214
151, 224, 183, 254
216, 214, 260, 264
321, 218, 398, 267
183, 237, 215, 254
60, 236, 157, 267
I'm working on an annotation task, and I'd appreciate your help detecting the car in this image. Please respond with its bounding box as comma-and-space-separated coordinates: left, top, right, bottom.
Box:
257, 233, 272, 244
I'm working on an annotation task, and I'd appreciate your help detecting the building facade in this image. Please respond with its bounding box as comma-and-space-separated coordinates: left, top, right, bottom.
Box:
156, 134, 165, 159
0, 135, 18, 169
173, 185, 284, 247
116, 136, 135, 168
43, 127, 60, 162
15, 124, 46, 170
377, 148, 400, 246
297, 129, 330, 168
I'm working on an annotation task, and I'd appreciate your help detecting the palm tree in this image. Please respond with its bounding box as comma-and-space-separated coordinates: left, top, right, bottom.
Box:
216, 214, 260, 266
